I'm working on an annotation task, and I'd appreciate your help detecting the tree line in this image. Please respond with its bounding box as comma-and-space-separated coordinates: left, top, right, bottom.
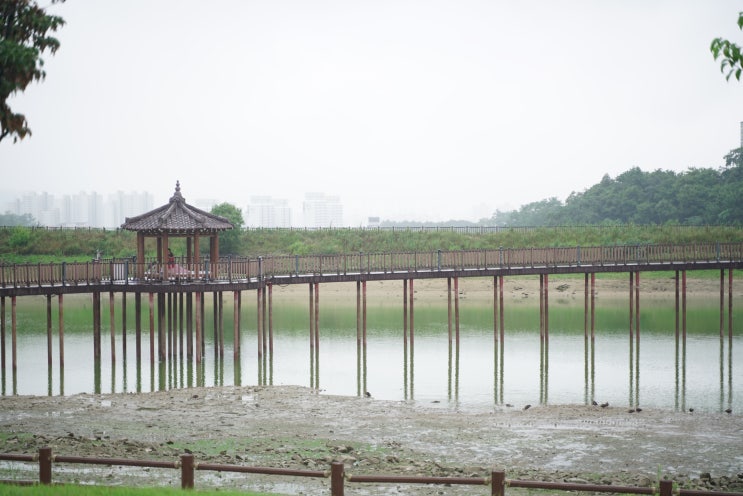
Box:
486, 148, 743, 227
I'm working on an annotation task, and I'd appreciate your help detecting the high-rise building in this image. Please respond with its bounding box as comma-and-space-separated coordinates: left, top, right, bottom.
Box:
245, 196, 292, 228
302, 192, 343, 228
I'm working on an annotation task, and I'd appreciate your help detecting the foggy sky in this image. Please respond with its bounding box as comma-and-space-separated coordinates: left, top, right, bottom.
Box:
1, 1, 742, 225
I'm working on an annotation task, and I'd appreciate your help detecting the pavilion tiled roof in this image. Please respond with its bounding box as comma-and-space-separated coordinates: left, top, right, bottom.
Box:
121, 182, 234, 234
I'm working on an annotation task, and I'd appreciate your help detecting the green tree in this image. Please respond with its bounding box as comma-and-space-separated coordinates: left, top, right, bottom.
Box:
210, 202, 244, 255
710, 11, 743, 81
0, 0, 65, 143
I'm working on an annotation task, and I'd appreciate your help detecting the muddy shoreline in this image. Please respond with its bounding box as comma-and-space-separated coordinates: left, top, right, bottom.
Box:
1, 385, 742, 495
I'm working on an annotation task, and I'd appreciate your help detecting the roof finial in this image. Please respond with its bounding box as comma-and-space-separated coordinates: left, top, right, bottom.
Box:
170, 180, 184, 203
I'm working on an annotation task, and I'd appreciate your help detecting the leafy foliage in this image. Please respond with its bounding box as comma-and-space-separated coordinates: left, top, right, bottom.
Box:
489, 150, 743, 227
210, 202, 244, 255
710, 11, 743, 81
0, 0, 65, 142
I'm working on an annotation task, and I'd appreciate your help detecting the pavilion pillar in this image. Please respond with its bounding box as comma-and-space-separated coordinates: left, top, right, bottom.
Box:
210, 235, 219, 280
193, 235, 201, 279
137, 233, 145, 279
162, 234, 170, 280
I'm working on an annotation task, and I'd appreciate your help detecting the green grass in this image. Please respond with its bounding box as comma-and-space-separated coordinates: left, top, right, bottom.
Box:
0, 485, 276, 495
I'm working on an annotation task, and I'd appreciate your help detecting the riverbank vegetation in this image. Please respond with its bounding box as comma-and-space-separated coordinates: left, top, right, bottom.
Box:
0, 224, 741, 264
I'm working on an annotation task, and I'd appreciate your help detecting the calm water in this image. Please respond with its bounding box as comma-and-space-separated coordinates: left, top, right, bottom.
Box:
2, 292, 740, 413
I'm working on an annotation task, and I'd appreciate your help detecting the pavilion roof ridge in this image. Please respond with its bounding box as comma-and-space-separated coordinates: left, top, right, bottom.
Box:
121, 181, 233, 234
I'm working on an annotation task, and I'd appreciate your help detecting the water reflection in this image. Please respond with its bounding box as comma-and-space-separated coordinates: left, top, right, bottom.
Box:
1, 298, 741, 414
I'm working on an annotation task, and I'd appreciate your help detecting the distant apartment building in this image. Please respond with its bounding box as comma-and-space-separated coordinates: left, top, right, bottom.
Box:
245, 196, 292, 228
7, 190, 153, 228
302, 192, 343, 228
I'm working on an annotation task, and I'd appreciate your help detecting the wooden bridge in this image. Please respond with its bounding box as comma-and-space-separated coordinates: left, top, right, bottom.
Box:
2, 242, 742, 295
1, 242, 740, 374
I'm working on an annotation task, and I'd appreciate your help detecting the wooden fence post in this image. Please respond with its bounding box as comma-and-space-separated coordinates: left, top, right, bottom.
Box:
39, 446, 52, 485
491, 469, 505, 496
181, 453, 194, 489
659, 479, 673, 496
331, 461, 344, 496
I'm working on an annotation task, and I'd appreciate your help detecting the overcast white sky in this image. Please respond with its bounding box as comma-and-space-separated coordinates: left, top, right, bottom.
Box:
1, 1, 742, 225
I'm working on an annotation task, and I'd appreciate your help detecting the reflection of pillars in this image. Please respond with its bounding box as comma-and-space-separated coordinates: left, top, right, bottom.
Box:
233, 291, 240, 361
584, 273, 589, 403
635, 272, 640, 408
219, 291, 225, 358
308, 283, 314, 387
404, 279, 409, 399
362, 281, 367, 396
682, 271, 687, 410
356, 281, 361, 396
314, 282, 320, 390
590, 273, 596, 401
544, 274, 549, 404
498, 275, 504, 404
629, 273, 634, 407
539, 274, 546, 404
493, 275, 499, 404
213, 292, 219, 357
58, 294, 64, 371
409, 278, 415, 399
729, 268, 734, 348
454, 277, 460, 403
674, 270, 680, 410
109, 292, 116, 364
11, 296, 16, 394
200, 293, 206, 356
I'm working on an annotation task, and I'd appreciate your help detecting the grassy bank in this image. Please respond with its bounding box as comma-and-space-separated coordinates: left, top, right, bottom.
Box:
1, 225, 741, 263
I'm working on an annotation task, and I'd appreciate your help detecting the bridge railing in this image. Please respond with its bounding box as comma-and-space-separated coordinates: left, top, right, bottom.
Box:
1, 243, 742, 289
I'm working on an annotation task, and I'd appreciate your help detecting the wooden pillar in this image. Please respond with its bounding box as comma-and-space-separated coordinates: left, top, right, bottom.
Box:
193, 235, 200, 279
403, 279, 408, 357
219, 291, 225, 358
447, 278, 452, 345
729, 268, 734, 346
233, 291, 240, 360
167, 292, 173, 358
135, 292, 142, 363
307, 283, 313, 355
682, 270, 687, 346
121, 293, 127, 358
454, 277, 460, 350
162, 233, 170, 280
158, 293, 166, 362
186, 292, 193, 358
544, 273, 549, 343
635, 272, 640, 343
148, 293, 155, 365
1, 296, 5, 373
362, 280, 367, 349
178, 292, 184, 357
675, 271, 680, 342
493, 276, 498, 349
539, 274, 545, 342
11, 296, 17, 370
268, 285, 273, 355
58, 294, 64, 369
584, 273, 589, 342
720, 269, 725, 339
195, 291, 202, 365
356, 281, 361, 347
46, 295, 52, 367
93, 292, 101, 361
629, 272, 634, 342
409, 278, 414, 356
257, 286, 264, 358
590, 273, 596, 342
109, 291, 116, 364
136, 232, 145, 279
498, 275, 504, 348
213, 292, 219, 355
314, 282, 320, 357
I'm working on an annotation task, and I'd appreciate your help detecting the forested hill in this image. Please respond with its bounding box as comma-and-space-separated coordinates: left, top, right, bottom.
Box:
489, 148, 743, 227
